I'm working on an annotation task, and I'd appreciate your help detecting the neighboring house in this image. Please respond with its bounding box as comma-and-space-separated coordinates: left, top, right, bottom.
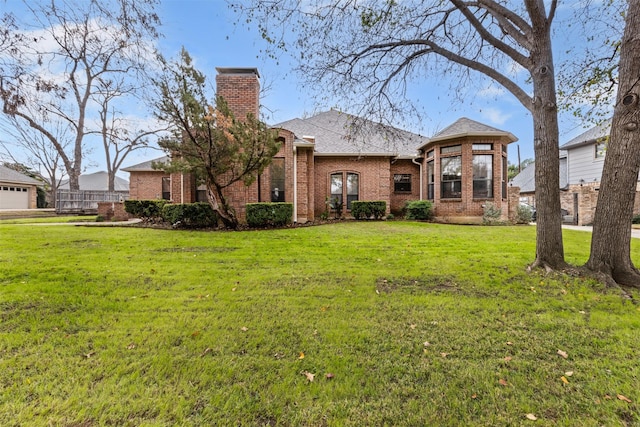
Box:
124, 67, 519, 224
59, 171, 129, 191
510, 155, 568, 208
510, 121, 640, 225
0, 164, 40, 209
56, 171, 129, 214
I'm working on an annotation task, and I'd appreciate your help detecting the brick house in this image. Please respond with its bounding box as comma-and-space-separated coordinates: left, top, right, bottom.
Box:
123, 67, 517, 224
417, 118, 517, 223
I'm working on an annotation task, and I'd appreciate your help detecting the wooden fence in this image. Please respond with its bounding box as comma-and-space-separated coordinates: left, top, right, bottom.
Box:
55, 190, 129, 214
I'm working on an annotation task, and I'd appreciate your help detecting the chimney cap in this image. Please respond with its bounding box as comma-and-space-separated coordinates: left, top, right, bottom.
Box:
215, 67, 260, 78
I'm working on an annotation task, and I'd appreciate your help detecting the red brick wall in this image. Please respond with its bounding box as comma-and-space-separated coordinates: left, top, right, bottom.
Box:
215, 69, 260, 120
313, 156, 392, 217
97, 202, 132, 221
128, 171, 167, 200
170, 172, 196, 203
425, 137, 510, 222
389, 159, 421, 215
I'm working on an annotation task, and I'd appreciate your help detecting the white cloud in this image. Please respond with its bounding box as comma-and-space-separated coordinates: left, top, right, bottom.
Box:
480, 107, 511, 125
477, 85, 506, 98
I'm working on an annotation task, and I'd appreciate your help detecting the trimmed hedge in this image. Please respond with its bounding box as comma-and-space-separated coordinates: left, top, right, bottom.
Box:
162, 203, 218, 229
404, 200, 434, 221
351, 201, 386, 220
246, 203, 293, 228
124, 200, 168, 220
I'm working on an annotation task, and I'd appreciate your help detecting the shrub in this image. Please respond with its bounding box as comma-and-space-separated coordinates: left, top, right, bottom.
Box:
351, 201, 386, 220
386, 213, 395, 220
124, 200, 168, 221
482, 202, 504, 225
405, 200, 434, 221
515, 204, 533, 224
162, 203, 218, 229
246, 203, 293, 228
633, 214, 640, 224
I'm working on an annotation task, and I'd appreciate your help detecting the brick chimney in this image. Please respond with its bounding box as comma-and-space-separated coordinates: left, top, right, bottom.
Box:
215, 67, 260, 120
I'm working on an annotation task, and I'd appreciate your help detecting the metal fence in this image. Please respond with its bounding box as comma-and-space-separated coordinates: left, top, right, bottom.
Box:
55, 190, 129, 214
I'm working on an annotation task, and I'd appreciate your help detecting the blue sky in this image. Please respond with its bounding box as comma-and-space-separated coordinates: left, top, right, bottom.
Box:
1, 0, 602, 177
154, 0, 595, 169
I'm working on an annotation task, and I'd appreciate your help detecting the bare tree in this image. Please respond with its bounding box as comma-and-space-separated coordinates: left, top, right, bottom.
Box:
0, 0, 160, 190
586, 2, 640, 288
235, 0, 569, 270
93, 76, 167, 191
0, 114, 68, 206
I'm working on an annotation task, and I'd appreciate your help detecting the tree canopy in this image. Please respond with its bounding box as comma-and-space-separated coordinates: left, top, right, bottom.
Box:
154, 49, 281, 229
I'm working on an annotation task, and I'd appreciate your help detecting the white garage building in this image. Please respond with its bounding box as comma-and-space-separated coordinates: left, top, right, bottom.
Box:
0, 165, 40, 209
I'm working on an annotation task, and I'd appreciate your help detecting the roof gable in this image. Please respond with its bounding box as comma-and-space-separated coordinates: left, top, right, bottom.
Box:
559, 121, 610, 150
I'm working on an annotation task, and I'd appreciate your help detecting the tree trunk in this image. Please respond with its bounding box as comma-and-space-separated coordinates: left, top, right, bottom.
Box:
586, 2, 640, 288
529, 19, 567, 271
207, 184, 238, 229
68, 169, 81, 191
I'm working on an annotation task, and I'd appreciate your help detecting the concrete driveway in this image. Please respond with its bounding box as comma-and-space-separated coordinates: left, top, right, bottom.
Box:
562, 224, 640, 239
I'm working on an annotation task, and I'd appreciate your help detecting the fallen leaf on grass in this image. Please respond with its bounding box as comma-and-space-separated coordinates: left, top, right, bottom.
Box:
126, 343, 136, 350
423, 341, 431, 347
604, 394, 613, 400
303, 371, 315, 382
564, 371, 573, 377
200, 347, 212, 357
240, 326, 248, 332
410, 324, 417, 329
325, 373, 335, 380
320, 306, 329, 312
557, 349, 568, 359
84, 351, 95, 358
471, 393, 478, 399
499, 378, 508, 386
298, 352, 305, 359
506, 341, 513, 346
561, 376, 569, 384
617, 394, 632, 403
504, 356, 512, 362
525, 413, 538, 421
440, 352, 449, 358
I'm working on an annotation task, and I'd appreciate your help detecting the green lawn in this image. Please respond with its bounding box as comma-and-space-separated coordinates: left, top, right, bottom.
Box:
0, 221, 638, 426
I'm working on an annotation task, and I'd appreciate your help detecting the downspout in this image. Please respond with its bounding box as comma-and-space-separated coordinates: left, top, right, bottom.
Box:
412, 156, 423, 200
181, 173, 184, 203
293, 146, 298, 223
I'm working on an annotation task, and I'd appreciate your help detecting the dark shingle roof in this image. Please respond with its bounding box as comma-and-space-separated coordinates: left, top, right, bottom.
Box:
275, 110, 427, 157
122, 156, 169, 172
426, 117, 518, 145
0, 164, 41, 185
559, 121, 610, 150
